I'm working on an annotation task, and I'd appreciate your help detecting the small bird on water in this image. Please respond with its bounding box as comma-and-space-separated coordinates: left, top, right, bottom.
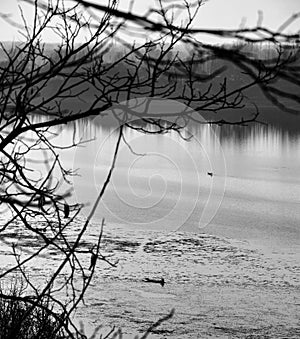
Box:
143, 277, 165, 287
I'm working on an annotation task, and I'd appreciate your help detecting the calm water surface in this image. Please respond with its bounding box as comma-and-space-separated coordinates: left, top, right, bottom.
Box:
1, 118, 300, 338
68, 121, 300, 248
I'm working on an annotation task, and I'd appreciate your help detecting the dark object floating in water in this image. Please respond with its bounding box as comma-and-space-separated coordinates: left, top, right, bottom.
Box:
143, 277, 165, 287
89, 252, 97, 270
207, 172, 213, 177
64, 203, 70, 218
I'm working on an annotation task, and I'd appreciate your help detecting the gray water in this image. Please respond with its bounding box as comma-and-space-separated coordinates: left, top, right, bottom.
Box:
1, 119, 300, 338
69, 122, 300, 249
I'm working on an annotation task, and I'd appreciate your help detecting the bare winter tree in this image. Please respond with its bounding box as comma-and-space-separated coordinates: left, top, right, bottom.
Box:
0, 0, 299, 337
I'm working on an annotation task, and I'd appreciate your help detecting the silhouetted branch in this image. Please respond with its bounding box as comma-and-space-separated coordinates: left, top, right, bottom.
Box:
1, 0, 300, 337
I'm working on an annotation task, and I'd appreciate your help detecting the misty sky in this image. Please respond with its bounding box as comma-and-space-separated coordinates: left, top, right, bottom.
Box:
0, 0, 299, 42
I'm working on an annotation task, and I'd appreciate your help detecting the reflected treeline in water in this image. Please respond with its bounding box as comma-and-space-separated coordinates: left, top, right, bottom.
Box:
209, 123, 299, 148
30, 110, 300, 155
189, 123, 300, 166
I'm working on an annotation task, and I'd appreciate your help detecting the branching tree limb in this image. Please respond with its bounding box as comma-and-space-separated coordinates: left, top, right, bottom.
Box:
0, 0, 299, 337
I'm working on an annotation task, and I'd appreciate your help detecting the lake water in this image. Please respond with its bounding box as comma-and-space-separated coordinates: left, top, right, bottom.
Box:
69, 120, 300, 249
1, 117, 300, 338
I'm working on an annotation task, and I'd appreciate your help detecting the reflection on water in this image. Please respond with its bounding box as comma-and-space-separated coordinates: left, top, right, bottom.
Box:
56, 117, 300, 248
67, 117, 300, 178
17, 114, 300, 245
3, 114, 300, 338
